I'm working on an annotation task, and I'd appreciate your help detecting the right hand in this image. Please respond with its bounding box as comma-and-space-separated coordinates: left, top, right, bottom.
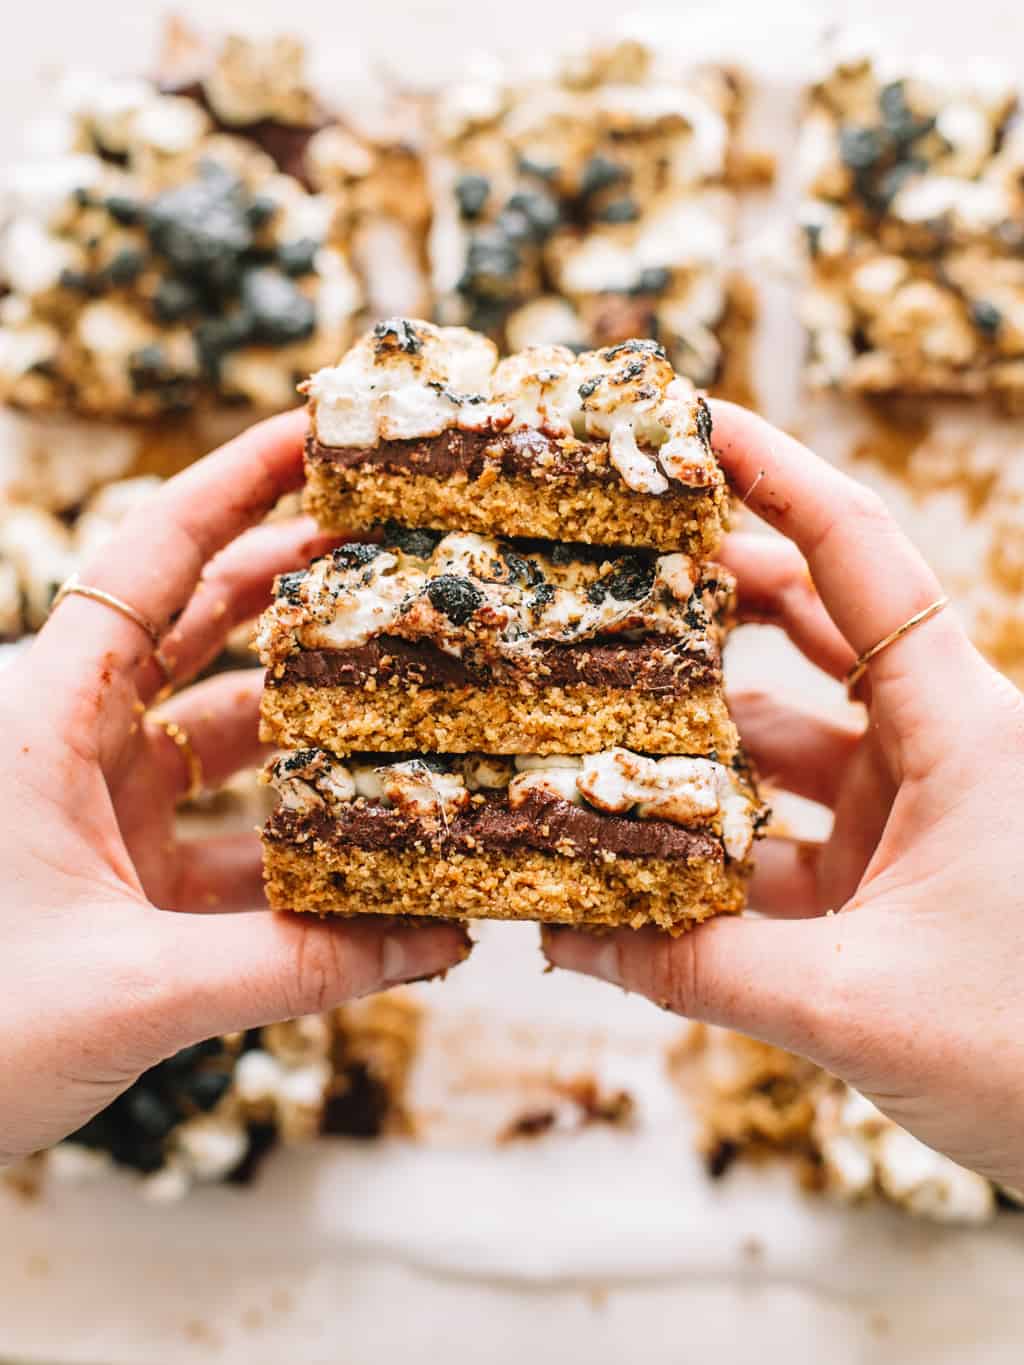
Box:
545, 400, 1024, 1193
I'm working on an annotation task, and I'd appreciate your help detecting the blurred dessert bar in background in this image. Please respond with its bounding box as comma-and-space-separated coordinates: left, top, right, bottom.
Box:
800, 35, 1024, 406
671, 1026, 1000, 1224
432, 37, 759, 400
0, 22, 430, 439
45, 995, 421, 1202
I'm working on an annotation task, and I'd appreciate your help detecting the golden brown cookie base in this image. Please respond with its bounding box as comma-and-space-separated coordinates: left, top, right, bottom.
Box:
264, 840, 747, 933
259, 679, 738, 758
303, 463, 730, 556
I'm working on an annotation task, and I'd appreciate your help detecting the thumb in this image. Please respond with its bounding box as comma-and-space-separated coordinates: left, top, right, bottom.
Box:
144, 909, 471, 1050
542, 914, 847, 1064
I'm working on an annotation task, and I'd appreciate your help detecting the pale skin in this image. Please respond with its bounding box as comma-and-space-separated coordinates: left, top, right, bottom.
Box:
5, 403, 1024, 1190
545, 399, 1024, 1193
0, 410, 468, 1166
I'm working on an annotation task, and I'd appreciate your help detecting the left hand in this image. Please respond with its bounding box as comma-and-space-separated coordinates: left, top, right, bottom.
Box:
0, 410, 469, 1165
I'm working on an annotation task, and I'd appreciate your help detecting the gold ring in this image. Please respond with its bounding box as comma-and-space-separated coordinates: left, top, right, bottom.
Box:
51, 573, 173, 685
151, 717, 204, 804
845, 596, 950, 700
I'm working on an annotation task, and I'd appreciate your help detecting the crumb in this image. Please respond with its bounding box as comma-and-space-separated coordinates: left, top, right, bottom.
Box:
869, 1311, 891, 1337
499, 1109, 558, 1142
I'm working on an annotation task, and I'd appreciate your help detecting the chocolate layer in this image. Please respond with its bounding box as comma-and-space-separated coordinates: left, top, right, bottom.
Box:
265, 788, 723, 865
169, 80, 324, 184
305, 430, 716, 493
270, 634, 720, 692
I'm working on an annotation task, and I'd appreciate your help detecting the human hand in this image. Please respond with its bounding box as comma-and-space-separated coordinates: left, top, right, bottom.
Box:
544, 400, 1024, 1191
0, 410, 468, 1165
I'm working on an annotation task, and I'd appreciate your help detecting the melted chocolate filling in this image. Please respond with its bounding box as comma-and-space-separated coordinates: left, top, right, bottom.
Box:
271, 634, 720, 692
168, 80, 325, 186
266, 787, 723, 864
305, 430, 717, 493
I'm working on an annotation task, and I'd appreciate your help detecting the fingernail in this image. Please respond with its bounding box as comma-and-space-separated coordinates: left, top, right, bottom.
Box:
382, 926, 473, 987
382, 935, 408, 983
590, 941, 623, 986
402, 931, 475, 984
542, 928, 622, 986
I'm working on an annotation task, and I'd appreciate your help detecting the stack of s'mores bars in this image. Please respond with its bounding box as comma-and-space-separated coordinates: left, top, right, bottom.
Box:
257, 317, 765, 933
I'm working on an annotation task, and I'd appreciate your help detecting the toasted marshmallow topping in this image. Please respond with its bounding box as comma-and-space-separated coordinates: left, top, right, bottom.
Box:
304, 319, 719, 494
576, 749, 756, 859
270, 748, 357, 814
378, 762, 471, 820
255, 530, 732, 672
266, 746, 762, 857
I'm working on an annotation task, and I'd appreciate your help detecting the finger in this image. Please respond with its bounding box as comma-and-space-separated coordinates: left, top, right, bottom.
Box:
542, 914, 845, 1058
717, 532, 855, 679
748, 837, 826, 918
140, 911, 473, 1047
137, 516, 338, 703
115, 670, 268, 910
35, 408, 307, 707
729, 689, 862, 807
819, 732, 896, 908
708, 401, 974, 752
169, 834, 266, 913
148, 670, 267, 801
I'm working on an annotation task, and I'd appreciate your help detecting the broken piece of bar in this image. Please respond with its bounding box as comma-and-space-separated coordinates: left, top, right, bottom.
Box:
302, 318, 730, 554
256, 527, 737, 757
261, 746, 764, 932
50, 995, 422, 1201
670, 1026, 998, 1224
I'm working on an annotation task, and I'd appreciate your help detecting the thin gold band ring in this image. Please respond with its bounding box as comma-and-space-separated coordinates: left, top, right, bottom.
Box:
51, 573, 173, 684
845, 596, 950, 700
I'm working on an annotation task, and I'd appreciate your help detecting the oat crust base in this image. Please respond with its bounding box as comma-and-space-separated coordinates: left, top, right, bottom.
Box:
263, 841, 747, 933
303, 464, 729, 556
260, 679, 738, 757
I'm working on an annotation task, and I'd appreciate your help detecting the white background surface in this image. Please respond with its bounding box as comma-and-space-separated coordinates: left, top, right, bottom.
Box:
3, 3, 1024, 1362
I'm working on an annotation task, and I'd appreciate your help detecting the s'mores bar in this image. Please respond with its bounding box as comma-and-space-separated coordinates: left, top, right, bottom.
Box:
432, 38, 756, 397
800, 37, 1024, 405
0, 25, 429, 439
303, 318, 729, 554
256, 528, 737, 757
261, 747, 763, 932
